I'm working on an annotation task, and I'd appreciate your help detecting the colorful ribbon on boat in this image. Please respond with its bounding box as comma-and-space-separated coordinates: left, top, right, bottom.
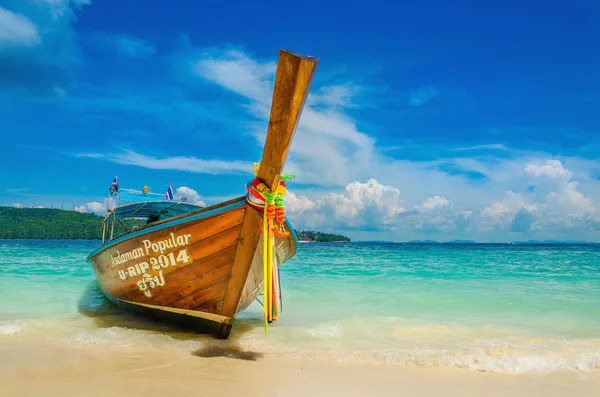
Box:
244, 163, 295, 333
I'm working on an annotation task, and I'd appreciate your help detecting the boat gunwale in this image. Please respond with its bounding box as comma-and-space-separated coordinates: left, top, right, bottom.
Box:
86, 197, 246, 261
87, 196, 299, 262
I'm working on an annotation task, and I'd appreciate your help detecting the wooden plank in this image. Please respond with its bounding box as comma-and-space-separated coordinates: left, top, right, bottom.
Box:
257, 50, 319, 190
159, 245, 237, 306
194, 298, 224, 314
220, 209, 262, 317
172, 279, 230, 311
182, 206, 245, 244
159, 244, 237, 298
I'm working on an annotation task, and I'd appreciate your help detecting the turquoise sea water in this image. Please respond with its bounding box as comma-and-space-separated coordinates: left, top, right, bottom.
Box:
1, 239, 599, 373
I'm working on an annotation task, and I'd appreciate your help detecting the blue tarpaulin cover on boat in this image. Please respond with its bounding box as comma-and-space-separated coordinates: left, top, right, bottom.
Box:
111, 201, 204, 221
117, 193, 167, 203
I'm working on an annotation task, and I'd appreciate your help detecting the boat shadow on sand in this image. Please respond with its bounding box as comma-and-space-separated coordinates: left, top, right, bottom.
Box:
76, 281, 264, 361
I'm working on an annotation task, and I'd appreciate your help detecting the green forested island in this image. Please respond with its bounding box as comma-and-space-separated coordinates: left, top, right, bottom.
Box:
295, 230, 351, 242
0, 206, 351, 242
0, 206, 103, 239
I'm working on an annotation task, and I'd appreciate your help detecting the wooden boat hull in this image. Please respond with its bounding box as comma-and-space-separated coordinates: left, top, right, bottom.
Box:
87, 197, 297, 338
87, 48, 319, 338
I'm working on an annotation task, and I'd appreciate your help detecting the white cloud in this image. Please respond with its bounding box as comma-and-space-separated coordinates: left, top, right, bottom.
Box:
86, 201, 106, 214
74, 197, 116, 215
307, 83, 361, 108
285, 191, 315, 213
12, 202, 23, 208
524, 160, 594, 213
476, 159, 598, 234
41, 0, 90, 18
0, 7, 40, 48
0, 0, 90, 94
286, 179, 405, 230
113, 35, 154, 57
409, 196, 473, 233
175, 186, 206, 206
419, 196, 451, 211
322, 178, 405, 228
479, 191, 537, 232
92, 32, 155, 58
548, 183, 593, 213
285, 180, 475, 235
525, 159, 573, 180
451, 144, 512, 152
281, 158, 600, 240
403, 196, 472, 233
194, 49, 276, 103
409, 86, 439, 106
53, 86, 66, 96
77, 150, 252, 175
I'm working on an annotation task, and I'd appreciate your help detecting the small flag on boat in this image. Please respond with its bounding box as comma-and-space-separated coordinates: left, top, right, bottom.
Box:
109, 176, 118, 195
165, 183, 174, 200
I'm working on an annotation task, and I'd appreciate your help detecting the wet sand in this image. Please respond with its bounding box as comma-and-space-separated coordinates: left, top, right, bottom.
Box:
1, 336, 599, 397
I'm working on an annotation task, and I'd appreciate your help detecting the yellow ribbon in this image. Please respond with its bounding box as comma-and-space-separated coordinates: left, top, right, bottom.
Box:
268, 218, 274, 323
263, 207, 269, 332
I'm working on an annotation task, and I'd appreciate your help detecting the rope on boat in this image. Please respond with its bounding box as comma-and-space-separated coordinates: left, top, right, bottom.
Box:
245, 165, 295, 333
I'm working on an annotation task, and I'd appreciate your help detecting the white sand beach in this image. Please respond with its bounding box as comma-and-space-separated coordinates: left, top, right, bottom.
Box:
2, 337, 599, 397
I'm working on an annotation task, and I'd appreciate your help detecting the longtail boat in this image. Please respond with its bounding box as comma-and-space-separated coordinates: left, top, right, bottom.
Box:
86, 49, 319, 339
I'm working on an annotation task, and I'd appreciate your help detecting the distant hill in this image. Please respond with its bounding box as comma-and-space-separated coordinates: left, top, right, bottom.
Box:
0, 206, 351, 242
0, 206, 103, 239
404, 239, 595, 244
512, 240, 592, 244
295, 230, 351, 243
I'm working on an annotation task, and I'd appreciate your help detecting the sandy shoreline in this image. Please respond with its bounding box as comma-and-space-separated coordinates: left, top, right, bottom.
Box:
1, 336, 599, 397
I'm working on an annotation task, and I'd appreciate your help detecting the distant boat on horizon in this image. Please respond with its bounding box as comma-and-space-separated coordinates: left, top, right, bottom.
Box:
86, 49, 319, 339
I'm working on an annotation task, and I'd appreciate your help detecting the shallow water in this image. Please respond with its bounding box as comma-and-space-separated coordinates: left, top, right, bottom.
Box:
1, 239, 599, 373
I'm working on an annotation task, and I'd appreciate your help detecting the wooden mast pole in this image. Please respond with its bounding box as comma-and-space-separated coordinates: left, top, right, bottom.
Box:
255, 50, 319, 191
219, 50, 319, 334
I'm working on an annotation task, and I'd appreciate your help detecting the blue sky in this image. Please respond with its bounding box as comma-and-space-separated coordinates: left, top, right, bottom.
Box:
1, 0, 599, 242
